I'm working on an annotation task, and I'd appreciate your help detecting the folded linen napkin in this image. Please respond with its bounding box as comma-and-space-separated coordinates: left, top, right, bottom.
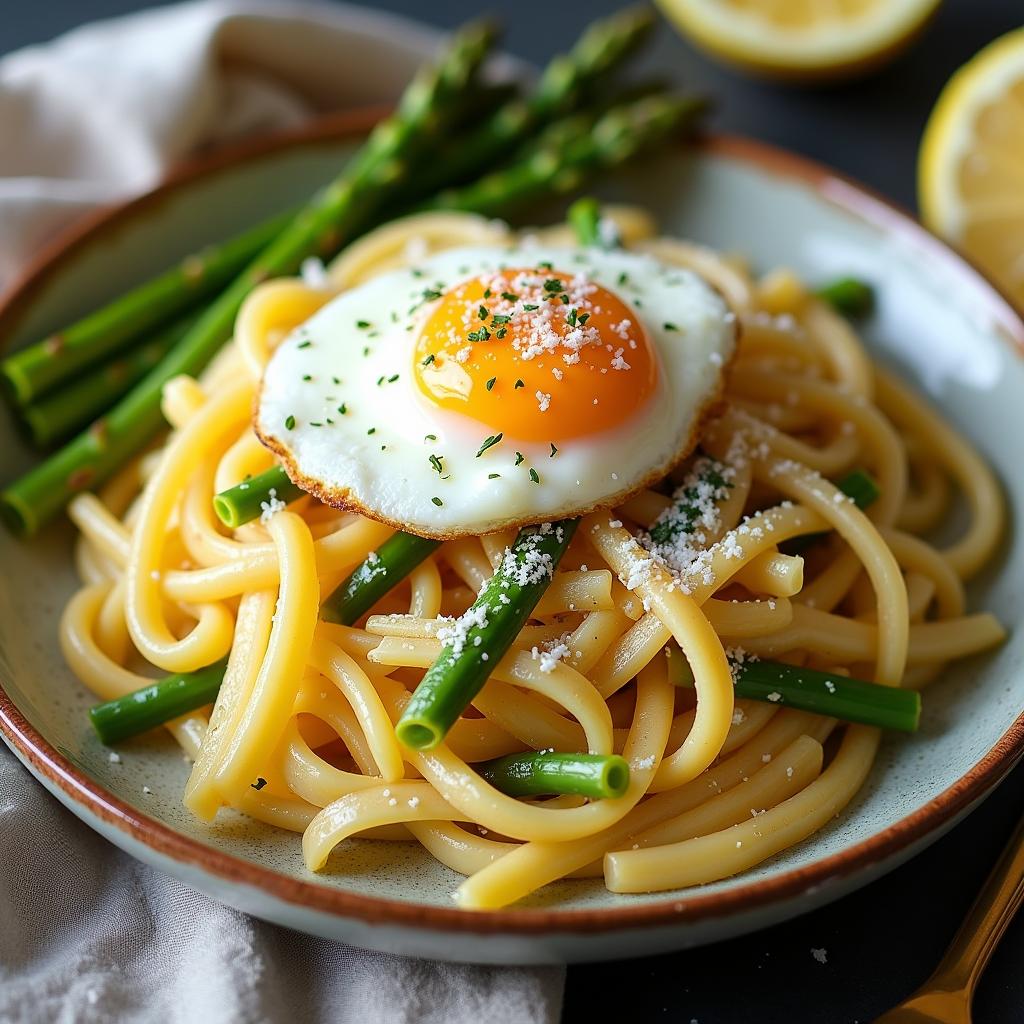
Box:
0, 3, 564, 1020
0, 0, 440, 285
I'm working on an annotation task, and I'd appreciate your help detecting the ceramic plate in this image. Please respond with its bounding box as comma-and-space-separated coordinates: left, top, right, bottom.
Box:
1, 112, 1022, 964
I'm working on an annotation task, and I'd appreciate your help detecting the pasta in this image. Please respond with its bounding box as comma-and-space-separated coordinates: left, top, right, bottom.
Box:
59, 208, 1007, 908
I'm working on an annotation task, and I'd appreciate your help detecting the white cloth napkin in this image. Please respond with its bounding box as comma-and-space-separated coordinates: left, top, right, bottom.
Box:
0, 0, 444, 286
0, 3, 564, 1020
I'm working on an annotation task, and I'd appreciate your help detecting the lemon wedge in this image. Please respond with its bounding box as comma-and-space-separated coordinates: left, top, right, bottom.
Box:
656, 0, 939, 82
919, 28, 1024, 309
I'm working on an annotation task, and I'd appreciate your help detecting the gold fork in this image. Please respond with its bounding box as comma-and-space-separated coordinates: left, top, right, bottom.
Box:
875, 814, 1024, 1024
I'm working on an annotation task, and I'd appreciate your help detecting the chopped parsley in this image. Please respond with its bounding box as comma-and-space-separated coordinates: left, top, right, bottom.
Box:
337, 403, 347, 415
514, 378, 525, 389
476, 433, 503, 457
284, 415, 296, 430
467, 327, 490, 342
250, 777, 268, 791
486, 377, 496, 391
367, 427, 376, 435
648, 460, 733, 546
422, 353, 436, 366
529, 468, 540, 484
501, 291, 518, 302
302, 374, 312, 381
431, 496, 443, 507
549, 443, 558, 458
387, 373, 399, 383
297, 340, 312, 349
356, 319, 371, 329
488, 473, 501, 479
664, 322, 679, 332
514, 451, 525, 466
429, 454, 443, 474
478, 305, 489, 320
424, 433, 437, 441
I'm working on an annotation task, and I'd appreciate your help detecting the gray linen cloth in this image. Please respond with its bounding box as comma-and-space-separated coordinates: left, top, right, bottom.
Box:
0, 2, 564, 1019
0, 746, 565, 1023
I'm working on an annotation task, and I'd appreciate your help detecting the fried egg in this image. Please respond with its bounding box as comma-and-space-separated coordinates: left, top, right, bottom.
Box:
256, 244, 737, 537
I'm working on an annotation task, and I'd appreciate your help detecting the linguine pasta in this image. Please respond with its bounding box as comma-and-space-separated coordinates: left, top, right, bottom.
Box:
59, 209, 1006, 908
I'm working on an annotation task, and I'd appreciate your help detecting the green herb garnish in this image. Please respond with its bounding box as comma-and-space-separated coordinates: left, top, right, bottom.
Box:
476, 433, 503, 457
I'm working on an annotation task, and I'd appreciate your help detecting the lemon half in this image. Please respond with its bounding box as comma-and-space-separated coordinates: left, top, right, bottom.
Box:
656, 0, 941, 82
919, 27, 1024, 309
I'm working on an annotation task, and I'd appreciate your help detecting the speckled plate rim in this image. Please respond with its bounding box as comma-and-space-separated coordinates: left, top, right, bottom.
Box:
1, 110, 1023, 939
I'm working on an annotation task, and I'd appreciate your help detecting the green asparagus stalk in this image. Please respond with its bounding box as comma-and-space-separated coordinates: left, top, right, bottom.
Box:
423, 93, 708, 218
321, 531, 442, 626
212, 465, 306, 528
733, 658, 920, 732
213, 467, 444, 625
816, 276, 875, 319
476, 751, 630, 799
19, 316, 192, 448
567, 197, 606, 247
0, 213, 291, 408
0, 21, 498, 538
89, 658, 228, 744
406, 6, 655, 197
396, 520, 578, 751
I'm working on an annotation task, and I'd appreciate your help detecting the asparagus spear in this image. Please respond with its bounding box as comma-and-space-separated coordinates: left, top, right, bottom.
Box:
395, 520, 578, 751
212, 465, 305, 528
0, 21, 497, 537
0, 213, 291, 408
567, 196, 607, 248
476, 751, 630, 799
89, 658, 228, 744
423, 93, 708, 218
20, 316, 191, 448
321, 531, 442, 626
816, 276, 875, 319
406, 6, 655, 197
672, 652, 919, 732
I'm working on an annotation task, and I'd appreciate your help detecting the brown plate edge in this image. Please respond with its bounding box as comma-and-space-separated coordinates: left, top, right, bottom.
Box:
0, 116, 1022, 938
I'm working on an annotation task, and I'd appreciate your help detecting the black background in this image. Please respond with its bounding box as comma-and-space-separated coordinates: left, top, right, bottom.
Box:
3, 2, 1023, 1021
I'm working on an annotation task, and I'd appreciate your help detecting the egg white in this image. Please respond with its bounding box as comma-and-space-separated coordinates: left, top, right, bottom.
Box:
256, 244, 736, 537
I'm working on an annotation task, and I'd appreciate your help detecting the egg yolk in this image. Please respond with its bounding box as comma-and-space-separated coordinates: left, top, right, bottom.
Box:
412, 267, 658, 442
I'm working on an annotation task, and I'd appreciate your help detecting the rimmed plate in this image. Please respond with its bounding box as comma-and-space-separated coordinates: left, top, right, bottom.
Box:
1, 111, 1022, 964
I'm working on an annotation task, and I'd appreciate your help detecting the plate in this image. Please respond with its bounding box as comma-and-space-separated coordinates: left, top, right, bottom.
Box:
1, 111, 1022, 964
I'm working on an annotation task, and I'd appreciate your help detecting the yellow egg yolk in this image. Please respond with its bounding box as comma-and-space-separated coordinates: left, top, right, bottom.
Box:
412, 267, 658, 442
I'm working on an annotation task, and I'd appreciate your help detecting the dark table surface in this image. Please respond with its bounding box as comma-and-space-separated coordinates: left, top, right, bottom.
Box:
5, 2, 1023, 1022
